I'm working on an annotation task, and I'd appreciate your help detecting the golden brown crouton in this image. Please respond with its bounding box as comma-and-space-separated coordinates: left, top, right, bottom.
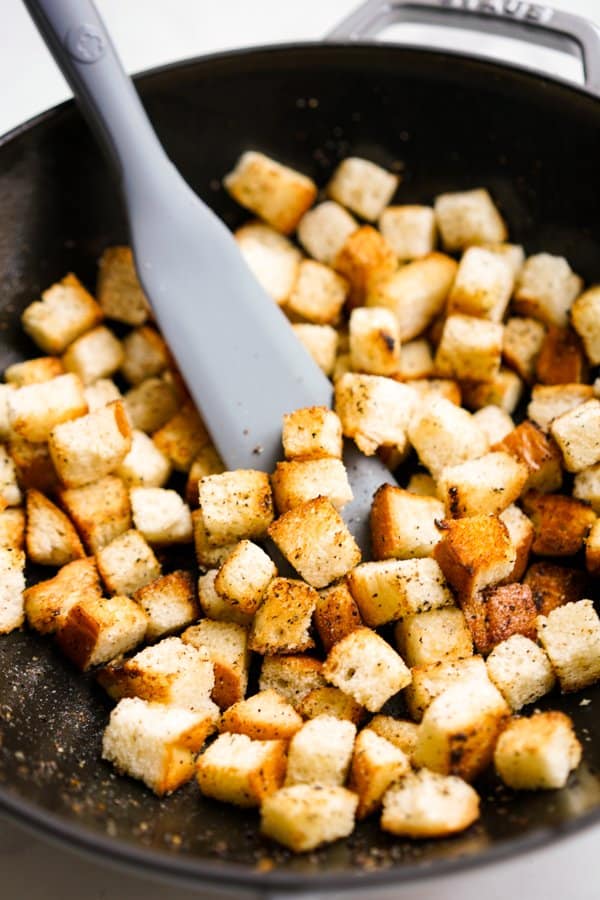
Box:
214, 540, 276, 615
49, 400, 132, 488
407, 396, 488, 480
521, 491, 596, 556
271, 458, 353, 513
124, 376, 179, 434
314, 581, 362, 652
334, 373, 417, 456
285, 715, 356, 787
350, 729, 411, 819
151, 401, 209, 472
197, 569, 252, 627
327, 157, 398, 221
370, 484, 444, 561
260, 785, 358, 852
197, 731, 287, 807
395, 607, 473, 668
292, 323, 338, 375
535, 326, 588, 385
494, 711, 581, 789
58, 475, 131, 554
492, 421, 563, 492
24, 557, 102, 634
25, 488, 84, 566
297, 201, 357, 266
97, 246, 150, 325
476, 582, 538, 655
298, 687, 365, 725
537, 600, 600, 692
285, 260, 349, 325
349, 306, 400, 376
586, 519, 600, 576
4, 356, 64, 386
437, 451, 528, 518
0, 547, 25, 633
394, 338, 434, 380
83, 377, 123, 411
524, 561, 588, 617
117, 430, 172, 488
334, 225, 397, 308
379, 204, 436, 260
381, 769, 480, 838
499, 504, 535, 582
0, 507, 25, 550
551, 398, 600, 473
281, 406, 343, 461
62, 325, 124, 386
574, 463, 600, 514
435, 314, 503, 382
502, 316, 546, 382
8, 437, 59, 493
185, 445, 225, 506
249, 577, 317, 655
130, 487, 192, 545
527, 383, 594, 433
198, 469, 274, 547
259, 655, 326, 710
96, 529, 161, 596
192, 512, 237, 570
347, 558, 453, 627
7, 373, 88, 443
220, 689, 302, 741
472, 404, 514, 447
434, 188, 507, 252
120, 326, 170, 385
368, 716, 420, 756
461, 367, 523, 416
571, 285, 600, 364
434, 514, 516, 596
404, 655, 489, 721
447, 246, 513, 322
235, 222, 301, 305
513, 253, 582, 328
57, 594, 148, 670
486, 635, 555, 711
22, 273, 103, 354
134, 570, 198, 641
182, 618, 249, 709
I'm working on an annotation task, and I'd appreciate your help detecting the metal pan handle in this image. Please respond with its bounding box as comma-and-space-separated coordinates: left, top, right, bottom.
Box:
327, 0, 600, 97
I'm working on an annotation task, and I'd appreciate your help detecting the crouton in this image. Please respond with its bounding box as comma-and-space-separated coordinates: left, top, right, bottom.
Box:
521, 491, 595, 556
535, 326, 588, 386
198, 469, 274, 548
537, 599, 600, 692
225, 151, 317, 234
448, 247, 514, 322
182, 618, 249, 709
574, 464, 600, 513
438, 451, 528, 519
0, 384, 14, 441
367, 253, 458, 341
117, 430, 171, 488
22, 273, 103, 354
197, 569, 252, 627
58, 475, 131, 554
285, 715, 356, 787
9, 438, 58, 494
472, 406, 514, 446
120, 326, 169, 385
261, 784, 358, 852
323, 627, 411, 712
259, 655, 326, 710
4, 356, 64, 386
24, 557, 102, 634
292, 323, 338, 376
102, 697, 218, 795
413, 678, 510, 780
185, 445, 225, 506
502, 316, 546, 382
235, 222, 301, 305
268, 497, 361, 589
514, 253, 582, 327
220, 689, 302, 740
130, 487, 192, 544
586, 519, 600, 576
135, 570, 198, 641
406, 472, 438, 497
83, 378, 122, 412
482, 242, 525, 276
368, 716, 420, 756
571, 285, 600, 364
527, 383, 594, 433
124, 376, 179, 433
492, 421, 563, 492
296, 201, 357, 266
0, 446, 22, 509
395, 339, 434, 380
7, 373, 87, 443
395, 607, 473, 668
404, 655, 489, 721
347, 558, 453, 627
57, 594, 148, 670
25, 488, 84, 566
249, 577, 317, 655
282, 406, 342, 461
314, 581, 362, 652
494, 711, 581, 789
524, 562, 587, 617
62, 325, 124, 386
434, 514, 516, 596
381, 769, 480, 838
327, 157, 398, 221
486, 634, 555, 711
285, 260, 349, 325
499, 504, 534, 581
348, 306, 400, 376
192, 515, 238, 570
408, 396, 488, 480
0, 507, 25, 550
197, 731, 287, 807
379, 205, 436, 260
434, 188, 507, 251
334, 373, 417, 456
49, 400, 132, 488
95, 529, 161, 596
334, 226, 397, 308
0, 547, 25, 634
271, 458, 353, 513
435, 314, 503, 382
97, 246, 150, 325
152, 402, 209, 473
476, 582, 538, 654
461, 367, 523, 415
298, 687, 365, 724
551, 398, 600, 472
214, 540, 276, 615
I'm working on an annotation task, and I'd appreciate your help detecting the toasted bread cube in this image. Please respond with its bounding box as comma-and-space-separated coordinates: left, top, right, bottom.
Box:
406, 472, 438, 497
413, 679, 509, 781
527, 383, 593, 433
83, 378, 122, 412
486, 635, 555, 711
102, 697, 218, 795
438, 451, 528, 519
285, 260, 348, 325
225, 151, 316, 234
502, 316, 546, 382
124, 376, 179, 434
0, 507, 25, 549
368, 716, 420, 756
435, 314, 503, 382
192, 514, 238, 571
282, 406, 342, 461
315, 581, 362, 652
404, 655, 489, 721
0, 547, 25, 634
130, 487, 192, 545
522, 491, 595, 556
298, 687, 365, 724
24, 557, 102, 634
7, 373, 87, 443
135, 570, 198, 641
0, 446, 21, 510
551, 399, 600, 472
235, 222, 301, 305
292, 323, 338, 375
117, 429, 171, 488
271, 458, 352, 513
494, 712, 581, 790
197, 731, 287, 807
482, 242, 525, 276
323, 626, 411, 712
297, 201, 357, 266
57, 594, 147, 670
408, 396, 488, 480
97, 246, 150, 325
395, 608, 473, 668
499, 504, 534, 581
59, 475, 131, 554
435, 188, 507, 252
395, 339, 434, 380
381, 769, 479, 838
334, 225, 397, 308
334, 373, 416, 456
220, 689, 302, 740
586, 518, 600, 576
348, 558, 453, 627
259, 655, 326, 710
4, 356, 64, 386
434, 514, 516, 596
461, 367, 523, 415
261, 784, 357, 852
349, 306, 400, 376
0, 384, 14, 441
61, 325, 124, 386
25, 488, 84, 566
96, 529, 161, 596
537, 600, 600, 692
249, 577, 317, 655
571, 286, 600, 364
472, 406, 514, 446
8, 437, 58, 494
493, 421, 562, 492
198, 469, 274, 547
367, 253, 458, 341
535, 326, 588, 386
476, 582, 538, 655
448, 247, 514, 322
574, 464, 600, 513
379, 205, 436, 260
524, 562, 587, 617
185, 445, 225, 506
120, 326, 169, 385
285, 715, 356, 787
182, 618, 249, 709
22, 273, 103, 354
213, 540, 276, 616
268, 497, 361, 589
49, 400, 131, 488
327, 157, 398, 221
514, 253, 582, 327
152, 402, 209, 473
198, 569, 252, 627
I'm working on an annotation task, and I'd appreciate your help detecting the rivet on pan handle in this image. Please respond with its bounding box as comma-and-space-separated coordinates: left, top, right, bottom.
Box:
327, 0, 600, 98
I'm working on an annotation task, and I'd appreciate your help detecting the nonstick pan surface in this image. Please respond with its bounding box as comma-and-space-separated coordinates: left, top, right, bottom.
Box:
1, 41, 600, 895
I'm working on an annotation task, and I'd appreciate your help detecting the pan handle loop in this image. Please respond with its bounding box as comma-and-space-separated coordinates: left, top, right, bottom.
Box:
327, 0, 600, 97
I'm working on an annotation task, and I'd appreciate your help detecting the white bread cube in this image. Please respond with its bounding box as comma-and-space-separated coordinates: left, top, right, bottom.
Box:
185, 445, 225, 506
435, 314, 503, 382
49, 400, 132, 488
434, 188, 507, 251
102, 697, 218, 795
152, 401, 209, 473
96, 528, 161, 596
225, 151, 317, 234
461, 367, 523, 415
4, 356, 64, 386
404, 655, 489, 721
315, 581, 362, 652
370, 484, 444, 560
395, 339, 434, 380
349, 306, 400, 376
514, 253, 582, 327
22, 273, 103, 354
7, 373, 87, 443
268, 497, 361, 589
381, 769, 479, 838
117, 430, 171, 487
282, 406, 342, 460
197, 731, 287, 806
406, 472, 438, 497
259, 654, 326, 710
482, 242, 525, 276
574, 464, 600, 513
285, 260, 348, 325
334, 225, 397, 308
24, 556, 102, 634
249, 577, 317, 655
350, 729, 410, 819
214, 539, 276, 615
537, 600, 600, 692
193, 516, 238, 571
367, 253, 458, 341
348, 558, 453, 627
448, 247, 514, 321
368, 716, 420, 756
62, 325, 124, 385
434, 514, 516, 596
235, 222, 301, 305
197, 569, 252, 627
472, 406, 514, 445
379, 205, 436, 260
298, 687, 365, 724
261, 784, 358, 852
198, 469, 274, 546
408, 396, 488, 480
499, 504, 535, 581
571, 286, 600, 364
327, 157, 398, 221
486, 634, 555, 711
503, 316, 546, 382
124, 376, 179, 433
135, 570, 198, 641
120, 326, 169, 385
323, 626, 411, 712
84, 378, 122, 412
527, 383, 593, 433
97, 246, 150, 325
334, 373, 416, 456
25, 488, 84, 566
494, 711, 581, 790
220, 689, 302, 740
292, 323, 338, 375
58, 475, 131, 554
57, 594, 148, 670
551, 399, 600, 472
286, 715, 356, 786
271, 457, 352, 513
437, 451, 528, 518
0, 446, 21, 509
0, 507, 25, 550
395, 607, 473, 668
183, 618, 249, 709
0, 547, 25, 633
297, 200, 357, 266
130, 487, 192, 544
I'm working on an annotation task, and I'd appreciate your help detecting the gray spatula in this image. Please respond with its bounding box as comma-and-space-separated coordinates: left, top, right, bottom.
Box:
23, 0, 396, 552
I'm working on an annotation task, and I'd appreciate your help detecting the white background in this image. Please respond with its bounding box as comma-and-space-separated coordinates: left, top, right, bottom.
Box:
2, 1, 600, 898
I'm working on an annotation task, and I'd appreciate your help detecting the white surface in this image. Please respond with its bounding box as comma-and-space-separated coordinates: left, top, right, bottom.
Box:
2, 0, 600, 898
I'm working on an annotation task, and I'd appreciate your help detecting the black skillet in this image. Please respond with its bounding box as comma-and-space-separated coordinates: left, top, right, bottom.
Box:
1, 0, 600, 895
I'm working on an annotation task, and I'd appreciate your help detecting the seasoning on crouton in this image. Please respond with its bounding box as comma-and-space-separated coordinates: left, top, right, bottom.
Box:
292, 323, 338, 375
448, 247, 514, 322
370, 485, 444, 561
435, 314, 503, 383
192, 513, 238, 570
395, 607, 473, 668
0, 547, 25, 634
58, 475, 131, 554
347, 558, 453, 627
185, 445, 225, 506
314, 581, 362, 652
550, 398, 600, 473
130, 487, 192, 544
486, 634, 555, 711
285, 715, 356, 787
513, 253, 582, 327
271, 457, 353, 513
97, 246, 150, 325
434, 188, 507, 252
349, 307, 400, 376
61, 325, 124, 386
381, 769, 480, 838
492, 421, 563, 493
494, 711, 582, 790
24, 557, 102, 634
249, 577, 317, 655
327, 157, 398, 221
120, 326, 170, 385
334, 225, 397, 309
438, 451, 528, 520
102, 697, 218, 795
95, 528, 161, 596
117, 429, 171, 488
461, 367, 523, 415
524, 561, 588, 617
285, 260, 349, 325
475, 582, 538, 655
297, 201, 357, 266
334, 373, 416, 456
261, 784, 358, 852
0, 507, 25, 550
198, 469, 274, 547
22, 273, 103, 354
537, 600, 600, 692
408, 396, 488, 480
571, 286, 600, 364
134, 570, 197, 641
235, 221, 301, 305
25, 488, 84, 566
404, 655, 489, 721
379, 204, 436, 260
281, 406, 342, 461
0, 446, 22, 510
4, 356, 64, 386
197, 731, 287, 806
124, 376, 179, 434
502, 316, 546, 382
57, 594, 148, 670
259, 655, 326, 710
574, 464, 600, 513
7, 373, 87, 443
535, 326, 588, 386
197, 569, 252, 627
220, 689, 302, 741
368, 716, 420, 756
213, 540, 276, 616
298, 687, 365, 724
182, 618, 249, 709
49, 400, 131, 488
521, 491, 595, 556
527, 383, 594, 433
434, 514, 516, 596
